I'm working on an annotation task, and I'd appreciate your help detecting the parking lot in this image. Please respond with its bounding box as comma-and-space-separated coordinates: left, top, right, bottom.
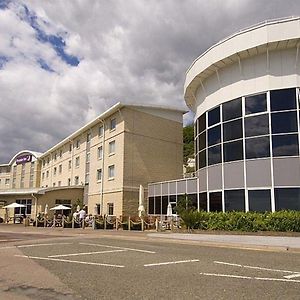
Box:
1, 232, 299, 300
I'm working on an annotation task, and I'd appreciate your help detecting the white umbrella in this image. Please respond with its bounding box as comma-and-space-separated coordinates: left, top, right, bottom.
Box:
138, 185, 145, 217
3, 203, 26, 208
167, 203, 173, 217
76, 205, 81, 212
50, 204, 71, 211
44, 204, 49, 215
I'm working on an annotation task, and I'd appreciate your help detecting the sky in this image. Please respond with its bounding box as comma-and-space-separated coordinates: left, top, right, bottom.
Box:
1, 0, 300, 163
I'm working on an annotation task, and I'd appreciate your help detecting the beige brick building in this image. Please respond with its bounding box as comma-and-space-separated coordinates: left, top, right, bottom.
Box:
0, 103, 184, 220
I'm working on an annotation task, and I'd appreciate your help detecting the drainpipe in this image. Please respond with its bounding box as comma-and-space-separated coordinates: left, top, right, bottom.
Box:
31, 193, 38, 226
99, 119, 106, 216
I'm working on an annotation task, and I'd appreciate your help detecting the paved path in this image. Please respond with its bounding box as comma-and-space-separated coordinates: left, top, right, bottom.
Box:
148, 233, 300, 251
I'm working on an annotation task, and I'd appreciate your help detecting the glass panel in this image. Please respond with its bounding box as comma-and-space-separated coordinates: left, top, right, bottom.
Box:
224, 189, 245, 211
198, 114, 206, 133
275, 188, 300, 210
208, 125, 221, 146
208, 145, 222, 165
199, 192, 207, 211
224, 140, 243, 162
245, 114, 269, 137
209, 192, 222, 212
199, 131, 206, 151
270, 88, 296, 112
154, 197, 161, 214
162, 196, 168, 214
169, 195, 176, 202
245, 136, 270, 159
199, 150, 206, 168
248, 190, 271, 212
208, 106, 220, 126
223, 119, 242, 142
271, 111, 298, 134
222, 98, 242, 121
188, 194, 197, 209
272, 134, 299, 157
245, 93, 267, 115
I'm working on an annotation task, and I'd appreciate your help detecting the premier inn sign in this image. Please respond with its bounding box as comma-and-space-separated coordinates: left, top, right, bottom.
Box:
16, 154, 32, 165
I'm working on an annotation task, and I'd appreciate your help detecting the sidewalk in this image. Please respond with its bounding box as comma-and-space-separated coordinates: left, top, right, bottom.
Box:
148, 232, 300, 251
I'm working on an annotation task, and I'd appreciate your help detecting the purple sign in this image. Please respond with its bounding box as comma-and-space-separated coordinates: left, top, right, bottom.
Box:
16, 155, 32, 165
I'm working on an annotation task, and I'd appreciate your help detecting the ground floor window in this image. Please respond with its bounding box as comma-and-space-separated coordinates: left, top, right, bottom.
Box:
107, 203, 114, 215
248, 189, 271, 212
15, 199, 32, 216
209, 192, 222, 212
275, 188, 300, 210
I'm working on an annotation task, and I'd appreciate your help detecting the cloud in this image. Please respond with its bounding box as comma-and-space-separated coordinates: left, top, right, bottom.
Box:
1, 0, 300, 163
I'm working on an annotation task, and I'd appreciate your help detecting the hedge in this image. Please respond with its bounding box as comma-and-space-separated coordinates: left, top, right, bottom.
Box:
178, 210, 300, 232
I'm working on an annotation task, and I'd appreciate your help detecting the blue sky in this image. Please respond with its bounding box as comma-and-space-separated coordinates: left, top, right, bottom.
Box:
1, 0, 300, 163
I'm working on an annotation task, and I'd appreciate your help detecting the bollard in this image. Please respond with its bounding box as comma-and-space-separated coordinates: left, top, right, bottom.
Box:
72, 218, 74, 229
44, 217, 46, 228
155, 218, 159, 232
128, 216, 131, 231
170, 218, 174, 232
53, 215, 56, 228
104, 216, 107, 230
116, 218, 118, 230
82, 219, 85, 229
92, 216, 95, 230
141, 218, 144, 231
62, 216, 65, 228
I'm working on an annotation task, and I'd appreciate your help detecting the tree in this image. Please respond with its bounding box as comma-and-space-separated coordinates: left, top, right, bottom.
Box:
183, 125, 194, 165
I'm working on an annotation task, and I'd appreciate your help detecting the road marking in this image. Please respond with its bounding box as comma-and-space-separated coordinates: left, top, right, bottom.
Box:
80, 242, 156, 254
284, 273, 300, 279
214, 261, 298, 274
0, 242, 72, 250
14, 255, 124, 268
200, 272, 300, 283
144, 259, 199, 267
48, 249, 127, 258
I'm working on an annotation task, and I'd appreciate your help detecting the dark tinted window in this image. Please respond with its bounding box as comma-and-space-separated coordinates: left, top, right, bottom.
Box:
272, 134, 299, 157
271, 111, 298, 134
169, 195, 176, 202
208, 106, 220, 126
209, 192, 222, 212
148, 197, 154, 214
208, 145, 222, 165
199, 150, 206, 168
188, 194, 198, 209
199, 192, 207, 211
245, 114, 269, 137
245, 93, 267, 115
224, 190, 245, 211
162, 196, 168, 214
199, 131, 206, 150
198, 114, 206, 133
222, 98, 242, 121
275, 188, 300, 210
245, 137, 270, 159
154, 197, 161, 214
208, 125, 221, 146
223, 119, 242, 142
270, 88, 296, 112
248, 190, 271, 212
224, 140, 243, 162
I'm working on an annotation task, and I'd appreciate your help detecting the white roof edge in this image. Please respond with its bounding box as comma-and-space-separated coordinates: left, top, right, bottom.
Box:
40, 102, 187, 158
7, 150, 43, 166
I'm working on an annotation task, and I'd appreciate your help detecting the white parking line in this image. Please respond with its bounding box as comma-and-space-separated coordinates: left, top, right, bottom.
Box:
144, 259, 199, 267
0, 242, 72, 250
214, 261, 298, 274
284, 273, 300, 279
48, 249, 127, 258
200, 272, 300, 283
80, 242, 156, 254
15, 255, 124, 268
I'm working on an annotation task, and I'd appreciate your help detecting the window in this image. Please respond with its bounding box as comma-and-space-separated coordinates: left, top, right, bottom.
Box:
110, 118, 116, 131
68, 160, 71, 170
154, 196, 161, 214
248, 190, 271, 212
99, 125, 104, 137
98, 146, 103, 159
76, 140, 80, 149
53, 182, 56, 187
96, 204, 101, 215
199, 150, 206, 168
199, 132, 206, 151
87, 132, 91, 143
271, 111, 298, 134
53, 167, 57, 175
97, 169, 102, 181
108, 165, 115, 179
109, 140, 116, 155
224, 190, 245, 211
245, 93, 267, 115
209, 192, 222, 212
107, 203, 114, 215
5, 178, 9, 185
198, 114, 206, 134
46, 170, 49, 178
245, 114, 269, 137
75, 157, 80, 167
74, 176, 79, 185
199, 192, 207, 211
58, 181, 61, 187
223, 119, 242, 142
47, 157, 50, 164
208, 106, 220, 127
59, 164, 62, 174
42, 172, 45, 180
208, 145, 222, 165
245, 136, 270, 159
86, 153, 90, 163
272, 134, 299, 157
275, 188, 300, 210
148, 197, 154, 214
270, 88, 296, 112
42, 160, 45, 167
69, 144, 72, 152
68, 178, 71, 186
208, 125, 221, 146
15, 199, 32, 216
59, 150, 63, 158
223, 140, 243, 162
162, 196, 168, 214
222, 98, 242, 121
